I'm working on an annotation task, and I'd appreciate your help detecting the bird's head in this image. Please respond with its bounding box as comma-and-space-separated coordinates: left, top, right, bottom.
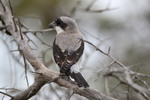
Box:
48, 16, 78, 34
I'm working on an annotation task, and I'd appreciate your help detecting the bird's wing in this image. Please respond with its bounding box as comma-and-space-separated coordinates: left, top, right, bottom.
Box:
53, 39, 84, 75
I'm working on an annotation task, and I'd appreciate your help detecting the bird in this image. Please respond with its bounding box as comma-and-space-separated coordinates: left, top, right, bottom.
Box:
48, 16, 89, 88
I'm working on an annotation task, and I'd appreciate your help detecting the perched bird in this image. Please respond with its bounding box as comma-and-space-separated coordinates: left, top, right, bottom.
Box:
48, 16, 89, 87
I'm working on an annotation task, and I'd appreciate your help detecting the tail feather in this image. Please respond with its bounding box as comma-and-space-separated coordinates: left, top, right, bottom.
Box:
71, 72, 89, 87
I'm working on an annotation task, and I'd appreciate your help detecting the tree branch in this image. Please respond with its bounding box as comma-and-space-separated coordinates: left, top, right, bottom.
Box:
0, 91, 13, 99
82, 38, 150, 99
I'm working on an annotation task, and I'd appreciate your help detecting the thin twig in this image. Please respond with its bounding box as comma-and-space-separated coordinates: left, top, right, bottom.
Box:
70, 0, 81, 17
23, 55, 30, 87
85, 0, 97, 11
0, 91, 13, 98
24, 34, 39, 48
0, 26, 7, 30
8, 0, 14, 15
0, 0, 6, 11
110, 82, 121, 92
0, 88, 20, 92
23, 29, 53, 33
67, 92, 74, 100
19, 22, 29, 30
33, 33, 52, 48
81, 7, 118, 13
17, 18, 23, 39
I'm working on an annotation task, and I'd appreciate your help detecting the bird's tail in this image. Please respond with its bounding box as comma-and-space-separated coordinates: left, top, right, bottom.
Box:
71, 72, 89, 87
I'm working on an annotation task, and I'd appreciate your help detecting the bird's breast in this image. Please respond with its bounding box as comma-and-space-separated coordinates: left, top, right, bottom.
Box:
55, 33, 83, 52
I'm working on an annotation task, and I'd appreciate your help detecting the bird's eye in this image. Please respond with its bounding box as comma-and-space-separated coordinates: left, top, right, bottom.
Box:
55, 18, 67, 29
55, 18, 62, 25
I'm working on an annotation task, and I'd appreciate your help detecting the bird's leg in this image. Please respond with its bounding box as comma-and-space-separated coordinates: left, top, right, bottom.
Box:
59, 73, 68, 80
65, 76, 77, 86
58, 73, 79, 86
59, 73, 77, 85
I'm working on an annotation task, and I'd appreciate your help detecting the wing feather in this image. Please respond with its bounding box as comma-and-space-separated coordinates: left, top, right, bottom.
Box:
53, 39, 84, 75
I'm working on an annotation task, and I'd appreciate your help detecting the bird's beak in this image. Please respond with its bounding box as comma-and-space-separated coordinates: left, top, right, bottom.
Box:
48, 21, 56, 29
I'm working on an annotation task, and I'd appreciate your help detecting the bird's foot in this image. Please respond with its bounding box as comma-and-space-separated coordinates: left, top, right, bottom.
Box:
59, 73, 68, 80
67, 77, 78, 85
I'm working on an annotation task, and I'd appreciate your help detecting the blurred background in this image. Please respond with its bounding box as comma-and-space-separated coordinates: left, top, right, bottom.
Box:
0, 0, 150, 100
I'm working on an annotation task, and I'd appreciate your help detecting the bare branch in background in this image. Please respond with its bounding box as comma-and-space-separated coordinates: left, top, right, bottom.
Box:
84, 7, 118, 13
80, 0, 117, 13
0, 25, 7, 30
83, 39, 150, 99
22, 54, 30, 87
70, 0, 81, 17
23, 29, 53, 34
32, 33, 52, 48
85, 0, 97, 11
67, 92, 74, 100
0, 91, 13, 99
0, 0, 6, 11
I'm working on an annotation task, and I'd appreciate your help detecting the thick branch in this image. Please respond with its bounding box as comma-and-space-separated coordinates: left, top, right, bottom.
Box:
12, 68, 118, 100
11, 77, 46, 100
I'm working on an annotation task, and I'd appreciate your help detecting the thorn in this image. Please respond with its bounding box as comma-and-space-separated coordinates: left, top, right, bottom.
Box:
107, 46, 111, 54
10, 49, 20, 52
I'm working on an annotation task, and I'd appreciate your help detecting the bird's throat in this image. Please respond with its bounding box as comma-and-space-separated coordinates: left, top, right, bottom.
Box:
55, 26, 64, 34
